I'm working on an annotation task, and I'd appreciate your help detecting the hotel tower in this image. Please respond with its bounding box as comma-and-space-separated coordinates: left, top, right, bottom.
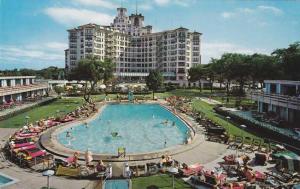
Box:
65, 7, 202, 86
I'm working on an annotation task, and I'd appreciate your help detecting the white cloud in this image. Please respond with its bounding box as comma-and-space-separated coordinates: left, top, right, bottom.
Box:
154, 0, 194, 7
70, 0, 118, 9
44, 42, 68, 51
139, 3, 153, 10
238, 8, 254, 14
44, 7, 114, 26
154, 0, 170, 6
0, 42, 67, 69
221, 5, 283, 19
202, 42, 270, 64
257, 5, 283, 15
221, 12, 235, 19
174, 0, 190, 7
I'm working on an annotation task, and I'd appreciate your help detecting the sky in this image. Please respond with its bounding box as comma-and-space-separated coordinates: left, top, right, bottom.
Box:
0, 0, 299, 70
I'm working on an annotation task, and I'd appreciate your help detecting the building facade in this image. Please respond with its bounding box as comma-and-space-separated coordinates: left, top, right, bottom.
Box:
250, 80, 300, 125
65, 7, 202, 85
0, 76, 49, 104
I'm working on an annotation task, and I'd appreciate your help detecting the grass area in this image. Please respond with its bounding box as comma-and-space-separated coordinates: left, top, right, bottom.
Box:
132, 174, 192, 189
191, 99, 259, 140
0, 98, 84, 128
212, 96, 255, 108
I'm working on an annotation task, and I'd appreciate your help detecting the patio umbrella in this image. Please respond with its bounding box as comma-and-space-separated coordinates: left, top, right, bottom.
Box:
99, 84, 106, 89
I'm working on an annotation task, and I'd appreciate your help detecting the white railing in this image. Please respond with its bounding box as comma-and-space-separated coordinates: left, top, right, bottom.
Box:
248, 91, 300, 109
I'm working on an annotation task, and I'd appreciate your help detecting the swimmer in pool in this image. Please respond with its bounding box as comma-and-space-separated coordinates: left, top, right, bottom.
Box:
172, 121, 176, 127
66, 131, 71, 138
161, 119, 169, 125
111, 132, 119, 137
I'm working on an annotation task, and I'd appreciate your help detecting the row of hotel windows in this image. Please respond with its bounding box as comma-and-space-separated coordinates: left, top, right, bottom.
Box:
118, 56, 190, 62
70, 32, 127, 41
70, 30, 199, 41
69, 47, 199, 56
119, 62, 188, 67
70, 36, 199, 47
118, 68, 186, 74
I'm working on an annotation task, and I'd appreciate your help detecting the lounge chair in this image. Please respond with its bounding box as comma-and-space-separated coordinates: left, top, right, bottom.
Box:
22, 148, 46, 160
251, 138, 261, 152
13, 144, 36, 153
229, 136, 243, 150
242, 137, 253, 153
179, 163, 203, 177
10, 142, 34, 149
15, 132, 38, 138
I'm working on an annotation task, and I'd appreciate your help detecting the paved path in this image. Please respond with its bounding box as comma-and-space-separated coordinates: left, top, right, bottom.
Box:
199, 97, 222, 105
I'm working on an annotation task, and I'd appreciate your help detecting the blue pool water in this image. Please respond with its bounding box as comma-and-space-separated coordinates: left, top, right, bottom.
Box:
0, 173, 14, 187
57, 104, 189, 154
104, 180, 129, 189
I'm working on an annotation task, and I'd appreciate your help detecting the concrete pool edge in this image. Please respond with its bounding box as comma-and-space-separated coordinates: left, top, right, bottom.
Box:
0, 172, 19, 188
40, 101, 204, 162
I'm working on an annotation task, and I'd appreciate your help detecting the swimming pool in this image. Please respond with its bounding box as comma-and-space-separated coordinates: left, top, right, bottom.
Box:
0, 172, 18, 187
104, 179, 130, 189
57, 104, 190, 154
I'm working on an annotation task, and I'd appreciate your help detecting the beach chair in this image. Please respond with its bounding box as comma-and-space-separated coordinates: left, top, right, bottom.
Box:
259, 140, 271, 153
229, 136, 243, 149
251, 138, 261, 152
118, 147, 126, 158
179, 163, 203, 177
227, 135, 236, 146
242, 137, 253, 153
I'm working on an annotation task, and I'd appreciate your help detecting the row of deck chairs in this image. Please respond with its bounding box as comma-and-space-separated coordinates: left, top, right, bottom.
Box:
227, 135, 275, 154
3, 139, 54, 168
196, 118, 229, 144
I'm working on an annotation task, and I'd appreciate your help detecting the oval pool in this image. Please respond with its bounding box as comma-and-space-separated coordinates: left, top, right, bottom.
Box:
56, 104, 190, 154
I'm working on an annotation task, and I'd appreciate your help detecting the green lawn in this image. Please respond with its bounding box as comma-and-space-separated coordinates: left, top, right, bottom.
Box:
132, 174, 192, 189
0, 98, 84, 128
191, 99, 259, 139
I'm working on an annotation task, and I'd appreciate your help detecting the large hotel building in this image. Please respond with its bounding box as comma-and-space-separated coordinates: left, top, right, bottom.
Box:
65, 7, 202, 85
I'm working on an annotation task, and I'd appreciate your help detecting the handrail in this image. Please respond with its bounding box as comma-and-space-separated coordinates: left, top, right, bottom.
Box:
248, 91, 300, 106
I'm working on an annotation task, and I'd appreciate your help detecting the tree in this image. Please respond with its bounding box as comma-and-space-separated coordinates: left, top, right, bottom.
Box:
205, 59, 218, 93
146, 69, 164, 100
248, 54, 279, 88
209, 58, 225, 89
54, 86, 65, 95
68, 56, 115, 103
188, 65, 205, 92
272, 42, 300, 80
